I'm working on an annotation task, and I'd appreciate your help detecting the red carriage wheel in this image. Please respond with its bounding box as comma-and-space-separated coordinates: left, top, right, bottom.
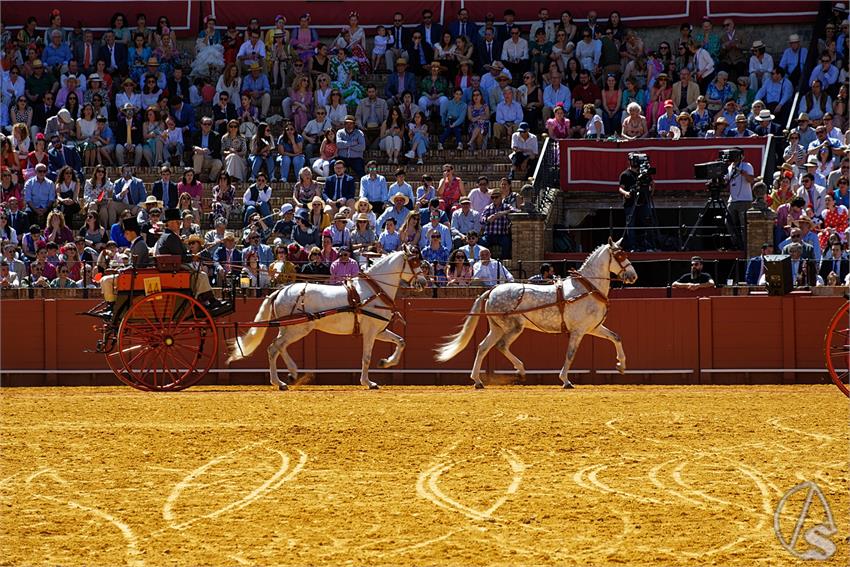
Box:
116, 291, 218, 391
825, 301, 849, 398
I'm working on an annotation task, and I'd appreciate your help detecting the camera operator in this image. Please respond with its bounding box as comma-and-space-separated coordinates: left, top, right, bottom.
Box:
618, 153, 655, 252
724, 148, 754, 247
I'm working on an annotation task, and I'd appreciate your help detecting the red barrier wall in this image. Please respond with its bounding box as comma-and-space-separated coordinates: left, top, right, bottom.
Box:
558, 137, 769, 193
0, 295, 843, 387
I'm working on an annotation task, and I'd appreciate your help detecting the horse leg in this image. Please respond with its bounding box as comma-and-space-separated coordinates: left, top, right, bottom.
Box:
588, 325, 627, 374
267, 329, 287, 390
470, 324, 505, 389
496, 324, 526, 380
360, 325, 381, 389
375, 328, 405, 368
268, 325, 312, 390
560, 332, 585, 389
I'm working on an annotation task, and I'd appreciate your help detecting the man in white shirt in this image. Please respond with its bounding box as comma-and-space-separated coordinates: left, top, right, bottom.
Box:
467, 176, 493, 213
237, 30, 266, 74
725, 149, 754, 247
472, 248, 514, 286
529, 8, 556, 43
501, 26, 528, 81
510, 123, 539, 181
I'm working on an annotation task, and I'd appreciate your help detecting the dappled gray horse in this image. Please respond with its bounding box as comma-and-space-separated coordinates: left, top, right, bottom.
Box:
436, 238, 637, 388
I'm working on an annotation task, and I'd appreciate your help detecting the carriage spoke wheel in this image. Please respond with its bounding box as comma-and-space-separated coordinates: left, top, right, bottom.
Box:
825, 301, 849, 398
116, 292, 218, 391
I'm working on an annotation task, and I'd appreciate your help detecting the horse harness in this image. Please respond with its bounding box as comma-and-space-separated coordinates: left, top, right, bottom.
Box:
506, 272, 610, 333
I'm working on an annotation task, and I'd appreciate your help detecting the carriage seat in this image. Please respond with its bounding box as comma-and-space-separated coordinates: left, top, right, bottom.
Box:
115, 268, 191, 292
155, 254, 184, 273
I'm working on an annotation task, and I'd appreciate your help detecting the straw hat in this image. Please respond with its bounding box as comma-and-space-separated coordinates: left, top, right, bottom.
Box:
355, 197, 372, 211
389, 192, 409, 205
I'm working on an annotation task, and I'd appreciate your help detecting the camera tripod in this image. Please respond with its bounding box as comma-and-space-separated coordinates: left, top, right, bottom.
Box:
681, 180, 741, 251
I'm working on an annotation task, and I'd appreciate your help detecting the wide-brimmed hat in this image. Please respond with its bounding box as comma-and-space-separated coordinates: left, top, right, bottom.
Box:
793, 215, 815, 227
485, 60, 505, 71
163, 208, 182, 223
32, 59, 43, 69
121, 102, 137, 112
714, 116, 728, 125
122, 77, 136, 87
333, 212, 348, 221
805, 155, 819, 166
249, 62, 262, 72
735, 113, 747, 123
146, 57, 159, 66
796, 112, 810, 122
751, 40, 765, 50
87, 73, 102, 83
757, 109, 775, 121
143, 195, 162, 207
310, 195, 324, 207
57, 108, 73, 123
788, 34, 801, 43
355, 212, 371, 223
389, 192, 409, 205
429, 61, 447, 72
395, 58, 408, 66
344, 114, 355, 123
280, 203, 294, 215
186, 234, 204, 245
355, 197, 372, 211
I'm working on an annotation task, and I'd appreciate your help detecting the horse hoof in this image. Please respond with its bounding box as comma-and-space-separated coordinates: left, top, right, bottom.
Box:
278, 383, 289, 391
377, 358, 389, 368
474, 382, 485, 390
368, 383, 380, 390
616, 363, 626, 375
562, 382, 575, 389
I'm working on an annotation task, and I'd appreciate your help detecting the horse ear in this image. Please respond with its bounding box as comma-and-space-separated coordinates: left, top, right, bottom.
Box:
608, 236, 615, 246
615, 237, 623, 248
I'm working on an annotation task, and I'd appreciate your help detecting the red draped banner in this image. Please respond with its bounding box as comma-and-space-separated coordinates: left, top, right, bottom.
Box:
558, 137, 770, 193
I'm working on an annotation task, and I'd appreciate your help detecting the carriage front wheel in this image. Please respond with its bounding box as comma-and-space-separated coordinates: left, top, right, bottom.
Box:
825, 301, 849, 398
112, 291, 218, 391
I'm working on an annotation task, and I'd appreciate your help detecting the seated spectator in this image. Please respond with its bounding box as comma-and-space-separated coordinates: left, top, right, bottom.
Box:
387, 170, 415, 211
480, 190, 516, 258
809, 53, 839, 94
704, 115, 730, 138
404, 111, 429, 166
242, 172, 272, 226
706, 72, 734, 115
304, 196, 330, 231
472, 247, 513, 286
303, 107, 333, 162
221, 119, 249, 182
422, 229, 450, 284
398, 210, 423, 246
727, 114, 755, 138
379, 109, 405, 165
311, 128, 338, 178
323, 160, 356, 210
494, 87, 523, 147
437, 164, 465, 210
268, 244, 297, 285
510, 123, 539, 180
584, 104, 605, 140
359, 160, 388, 213
249, 123, 276, 183
543, 71, 573, 124
354, 84, 388, 149
330, 47, 365, 106
418, 210, 452, 251
329, 246, 359, 283
451, 196, 481, 242
672, 256, 716, 289
376, 192, 411, 231
418, 61, 450, 120
529, 262, 556, 283
675, 112, 699, 138
350, 213, 378, 261
212, 91, 238, 136
23, 163, 55, 226
416, 175, 438, 208
445, 248, 473, 286
754, 109, 783, 136
620, 102, 647, 139
799, 80, 833, 123
214, 232, 242, 281
439, 88, 467, 150
336, 116, 366, 178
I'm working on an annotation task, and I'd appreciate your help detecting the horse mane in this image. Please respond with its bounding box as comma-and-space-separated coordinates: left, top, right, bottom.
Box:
364, 249, 404, 275
578, 243, 611, 271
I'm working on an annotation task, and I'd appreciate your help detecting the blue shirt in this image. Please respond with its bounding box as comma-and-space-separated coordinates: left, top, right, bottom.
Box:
422, 245, 450, 265
24, 176, 55, 209
241, 73, 270, 94
451, 209, 481, 234
386, 181, 415, 205
378, 230, 402, 253
441, 99, 467, 127
656, 113, 677, 135
43, 43, 73, 66
418, 222, 452, 250
110, 222, 130, 248
495, 101, 523, 124
755, 78, 792, 107
543, 84, 571, 109
359, 175, 389, 203
336, 128, 366, 159
809, 64, 839, 89
778, 47, 807, 74
376, 206, 409, 229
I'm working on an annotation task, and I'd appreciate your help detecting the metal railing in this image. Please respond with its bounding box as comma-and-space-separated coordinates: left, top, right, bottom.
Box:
529, 136, 560, 215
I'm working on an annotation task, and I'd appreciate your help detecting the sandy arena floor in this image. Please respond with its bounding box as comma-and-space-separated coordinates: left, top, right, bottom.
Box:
0, 384, 847, 566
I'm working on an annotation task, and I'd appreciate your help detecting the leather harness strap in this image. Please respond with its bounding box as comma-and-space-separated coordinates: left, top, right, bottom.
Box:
555, 283, 568, 333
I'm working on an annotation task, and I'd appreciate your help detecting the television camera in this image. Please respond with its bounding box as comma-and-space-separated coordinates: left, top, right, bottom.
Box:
683, 149, 744, 250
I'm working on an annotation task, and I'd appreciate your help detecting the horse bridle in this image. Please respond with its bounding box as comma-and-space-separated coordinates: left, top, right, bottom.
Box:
610, 247, 633, 282
400, 248, 424, 287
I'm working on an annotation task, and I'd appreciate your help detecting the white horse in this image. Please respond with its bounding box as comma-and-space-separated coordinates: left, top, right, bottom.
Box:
228, 248, 426, 390
436, 238, 638, 389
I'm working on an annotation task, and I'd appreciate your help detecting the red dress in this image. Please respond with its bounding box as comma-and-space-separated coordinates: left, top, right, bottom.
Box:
819, 206, 849, 249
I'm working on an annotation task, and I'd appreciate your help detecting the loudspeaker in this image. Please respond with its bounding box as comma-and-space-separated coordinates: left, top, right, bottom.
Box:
764, 254, 792, 295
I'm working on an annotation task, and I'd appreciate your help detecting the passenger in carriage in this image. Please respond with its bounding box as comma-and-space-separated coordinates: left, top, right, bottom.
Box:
96, 217, 150, 317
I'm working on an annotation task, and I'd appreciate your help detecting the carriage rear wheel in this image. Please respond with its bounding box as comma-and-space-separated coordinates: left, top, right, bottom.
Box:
113, 291, 218, 391
825, 301, 849, 398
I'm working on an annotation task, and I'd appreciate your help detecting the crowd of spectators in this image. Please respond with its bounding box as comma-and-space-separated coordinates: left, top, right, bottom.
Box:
0, 6, 848, 291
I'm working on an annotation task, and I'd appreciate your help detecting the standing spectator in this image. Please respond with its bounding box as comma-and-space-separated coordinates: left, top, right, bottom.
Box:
778, 34, 808, 86
480, 190, 517, 258
114, 104, 143, 167
690, 39, 716, 92
718, 19, 747, 80
336, 116, 366, 178
472, 247, 513, 286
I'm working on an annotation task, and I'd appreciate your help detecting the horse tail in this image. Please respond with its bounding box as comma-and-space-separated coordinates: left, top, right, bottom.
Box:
435, 289, 491, 362
227, 289, 280, 363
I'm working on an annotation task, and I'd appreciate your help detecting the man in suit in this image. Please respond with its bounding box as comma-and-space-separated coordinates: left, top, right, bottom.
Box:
151, 166, 179, 210
214, 232, 244, 282
405, 31, 434, 77
97, 30, 128, 76
114, 104, 144, 167
156, 208, 228, 314
30, 92, 59, 138
4, 197, 30, 237
820, 242, 849, 284
671, 68, 701, 113
192, 117, 223, 182
476, 27, 499, 73
165, 66, 191, 101
384, 58, 418, 106
113, 166, 148, 216
170, 96, 197, 137
97, 217, 151, 318
386, 12, 409, 70
415, 8, 443, 46
780, 226, 817, 260
323, 159, 356, 210
745, 242, 773, 285
47, 134, 83, 179
447, 8, 479, 42
74, 29, 98, 76
212, 92, 239, 136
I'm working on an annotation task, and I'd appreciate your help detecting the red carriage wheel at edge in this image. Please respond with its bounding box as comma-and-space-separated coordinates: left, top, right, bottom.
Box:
115, 291, 218, 391
825, 301, 849, 398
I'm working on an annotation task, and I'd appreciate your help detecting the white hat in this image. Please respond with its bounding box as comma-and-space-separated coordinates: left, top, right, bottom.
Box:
757, 109, 775, 121
788, 34, 801, 43
280, 203, 294, 215
57, 109, 73, 124
805, 155, 818, 166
